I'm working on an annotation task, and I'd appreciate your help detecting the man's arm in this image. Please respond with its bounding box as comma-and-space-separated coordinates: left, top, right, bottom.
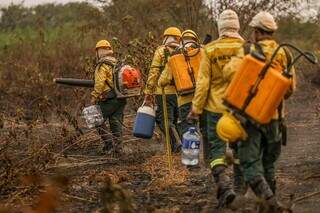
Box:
144, 47, 164, 95
158, 65, 173, 88
192, 51, 212, 114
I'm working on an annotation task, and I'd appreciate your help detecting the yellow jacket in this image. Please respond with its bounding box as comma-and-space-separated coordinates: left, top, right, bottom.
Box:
91, 57, 117, 101
224, 39, 297, 119
144, 45, 176, 95
192, 38, 245, 114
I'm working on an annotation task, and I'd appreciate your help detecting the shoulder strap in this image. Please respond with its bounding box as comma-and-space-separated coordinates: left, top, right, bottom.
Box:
163, 47, 170, 65
243, 42, 265, 57
243, 42, 252, 55
158, 47, 171, 73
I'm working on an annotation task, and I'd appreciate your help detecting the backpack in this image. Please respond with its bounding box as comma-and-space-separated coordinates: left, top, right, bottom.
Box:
97, 59, 142, 99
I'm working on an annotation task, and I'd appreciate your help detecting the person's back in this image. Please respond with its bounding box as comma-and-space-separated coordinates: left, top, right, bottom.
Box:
188, 10, 245, 208
223, 11, 296, 211
91, 40, 127, 155
158, 29, 203, 136
144, 27, 182, 153
193, 37, 244, 114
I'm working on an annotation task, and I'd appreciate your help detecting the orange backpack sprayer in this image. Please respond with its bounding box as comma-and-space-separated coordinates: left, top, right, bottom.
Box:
54, 64, 143, 98
115, 65, 142, 98
167, 31, 202, 95
224, 43, 317, 125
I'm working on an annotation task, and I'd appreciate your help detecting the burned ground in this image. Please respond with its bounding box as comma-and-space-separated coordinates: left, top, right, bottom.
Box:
0, 64, 319, 213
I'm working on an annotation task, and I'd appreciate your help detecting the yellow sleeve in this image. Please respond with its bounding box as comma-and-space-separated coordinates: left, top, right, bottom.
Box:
282, 48, 296, 99
192, 51, 211, 114
144, 47, 165, 95
158, 65, 173, 87
91, 64, 113, 99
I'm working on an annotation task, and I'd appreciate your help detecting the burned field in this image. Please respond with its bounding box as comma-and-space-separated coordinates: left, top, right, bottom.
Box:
0, 65, 319, 212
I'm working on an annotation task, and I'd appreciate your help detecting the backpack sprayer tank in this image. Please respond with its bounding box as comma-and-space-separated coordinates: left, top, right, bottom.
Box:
115, 65, 142, 98
224, 43, 317, 124
167, 36, 203, 96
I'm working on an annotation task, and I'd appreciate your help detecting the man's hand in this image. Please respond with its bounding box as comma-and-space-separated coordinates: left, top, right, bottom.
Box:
187, 107, 200, 122
144, 94, 154, 107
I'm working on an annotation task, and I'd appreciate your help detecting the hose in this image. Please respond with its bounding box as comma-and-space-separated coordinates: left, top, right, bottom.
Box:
268, 43, 318, 72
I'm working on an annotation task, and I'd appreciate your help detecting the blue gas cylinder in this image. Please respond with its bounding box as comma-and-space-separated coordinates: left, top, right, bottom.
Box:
133, 105, 156, 139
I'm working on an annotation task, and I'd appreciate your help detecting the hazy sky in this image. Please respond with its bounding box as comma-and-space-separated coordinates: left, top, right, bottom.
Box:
0, 0, 90, 7
1, 0, 319, 18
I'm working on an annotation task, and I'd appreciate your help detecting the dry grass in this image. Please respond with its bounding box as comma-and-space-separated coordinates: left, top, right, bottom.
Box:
141, 155, 190, 191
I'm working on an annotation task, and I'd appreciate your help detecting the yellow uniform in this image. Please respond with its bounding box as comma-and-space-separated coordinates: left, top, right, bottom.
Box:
91, 57, 117, 101
91, 56, 126, 154
192, 38, 245, 114
144, 45, 176, 95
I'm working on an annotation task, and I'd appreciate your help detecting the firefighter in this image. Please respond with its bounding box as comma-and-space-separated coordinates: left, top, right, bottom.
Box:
91, 40, 126, 155
144, 27, 181, 153
158, 29, 201, 136
187, 10, 245, 207
222, 11, 296, 211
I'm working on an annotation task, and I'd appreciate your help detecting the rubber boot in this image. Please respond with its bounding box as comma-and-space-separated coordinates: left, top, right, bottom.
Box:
249, 175, 273, 200
233, 164, 247, 195
169, 127, 181, 153
97, 124, 113, 154
249, 176, 286, 213
212, 165, 236, 208
112, 132, 123, 157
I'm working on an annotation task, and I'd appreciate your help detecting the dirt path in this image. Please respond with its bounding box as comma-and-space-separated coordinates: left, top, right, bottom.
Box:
277, 77, 320, 213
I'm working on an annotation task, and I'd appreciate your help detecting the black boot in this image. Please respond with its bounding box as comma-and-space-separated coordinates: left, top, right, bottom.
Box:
233, 164, 247, 195
212, 165, 236, 208
102, 142, 113, 154
169, 127, 181, 153
249, 176, 287, 213
97, 124, 113, 154
249, 175, 273, 200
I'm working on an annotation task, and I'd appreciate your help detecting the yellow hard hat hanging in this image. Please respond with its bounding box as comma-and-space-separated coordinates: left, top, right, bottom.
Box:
216, 112, 247, 143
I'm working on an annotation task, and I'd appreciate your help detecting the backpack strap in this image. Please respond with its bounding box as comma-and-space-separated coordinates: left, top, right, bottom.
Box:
162, 47, 170, 69
243, 42, 252, 55
243, 42, 265, 57
95, 62, 115, 90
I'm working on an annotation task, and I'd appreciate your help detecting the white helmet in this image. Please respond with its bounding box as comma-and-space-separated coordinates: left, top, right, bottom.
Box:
249, 11, 278, 32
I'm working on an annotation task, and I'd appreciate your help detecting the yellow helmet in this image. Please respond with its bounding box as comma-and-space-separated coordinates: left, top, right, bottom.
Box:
216, 112, 247, 143
182, 29, 199, 41
95, 40, 111, 50
163, 27, 182, 37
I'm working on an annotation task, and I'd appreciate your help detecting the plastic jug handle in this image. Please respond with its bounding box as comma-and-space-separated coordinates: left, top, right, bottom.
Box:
142, 95, 155, 108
